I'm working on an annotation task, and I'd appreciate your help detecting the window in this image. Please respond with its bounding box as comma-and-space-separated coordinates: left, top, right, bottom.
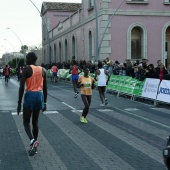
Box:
88, 0, 94, 10
131, 27, 142, 59
164, 0, 170, 4
127, 0, 149, 4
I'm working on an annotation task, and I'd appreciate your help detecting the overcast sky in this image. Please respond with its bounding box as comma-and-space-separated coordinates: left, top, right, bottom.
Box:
0, 0, 81, 58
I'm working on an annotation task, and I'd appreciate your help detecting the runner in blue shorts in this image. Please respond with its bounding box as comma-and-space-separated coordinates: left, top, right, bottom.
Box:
17, 52, 47, 156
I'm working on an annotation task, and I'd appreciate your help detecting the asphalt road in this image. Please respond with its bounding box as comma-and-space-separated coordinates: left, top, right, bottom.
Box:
0, 76, 169, 170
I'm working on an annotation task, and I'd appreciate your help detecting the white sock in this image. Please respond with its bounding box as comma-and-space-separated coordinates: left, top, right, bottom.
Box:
30, 139, 34, 145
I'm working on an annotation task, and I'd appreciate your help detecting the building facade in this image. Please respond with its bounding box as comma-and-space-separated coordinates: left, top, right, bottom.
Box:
41, 0, 170, 66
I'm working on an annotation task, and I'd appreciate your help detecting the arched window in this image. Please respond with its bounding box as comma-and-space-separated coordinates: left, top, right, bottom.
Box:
72, 36, 75, 60
65, 39, 68, 62
43, 49, 46, 64
50, 46, 52, 63
131, 27, 142, 59
54, 44, 56, 63
127, 24, 147, 60
59, 42, 62, 62
89, 31, 92, 61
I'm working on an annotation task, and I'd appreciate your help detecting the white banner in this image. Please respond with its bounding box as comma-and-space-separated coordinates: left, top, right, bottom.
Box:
142, 78, 160, 99
157, 80, 170, 103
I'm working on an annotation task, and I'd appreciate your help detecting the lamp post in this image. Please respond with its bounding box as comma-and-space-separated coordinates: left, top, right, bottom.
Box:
6, 27, 25, 66
93, 0, 99, 63
29, 0, 51, 64
4, 39, 16, 52
94, 0, 126, 60
6, 28, 23, 47
4, 39, 19, 68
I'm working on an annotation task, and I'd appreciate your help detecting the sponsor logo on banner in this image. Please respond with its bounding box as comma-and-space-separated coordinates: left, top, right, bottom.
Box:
157, 80, 170, 103
142, 78, 160, 99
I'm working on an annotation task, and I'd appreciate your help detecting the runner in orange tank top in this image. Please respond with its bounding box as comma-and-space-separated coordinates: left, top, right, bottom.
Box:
4, 65, 10, 85
17, 52, 47, 156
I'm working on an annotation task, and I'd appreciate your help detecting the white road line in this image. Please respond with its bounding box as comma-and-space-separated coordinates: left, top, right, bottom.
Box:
62, 102, 76, 110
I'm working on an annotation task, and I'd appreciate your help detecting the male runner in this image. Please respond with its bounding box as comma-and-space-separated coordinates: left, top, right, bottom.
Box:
51, 64, 58, 82
69, 60, 82, 98
17, 52, 47, 156
94, 61, 110, 106
4, 65, 10, 85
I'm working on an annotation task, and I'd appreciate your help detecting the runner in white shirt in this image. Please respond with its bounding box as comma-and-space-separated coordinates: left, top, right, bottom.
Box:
94, 61, 110, 106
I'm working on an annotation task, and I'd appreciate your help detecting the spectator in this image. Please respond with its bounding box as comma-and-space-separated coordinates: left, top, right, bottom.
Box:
125, 60, 133, 76
155, 63, 168, 81
132, 64, 146, 81
145, 64, 157, 78
113, 61, 120, 75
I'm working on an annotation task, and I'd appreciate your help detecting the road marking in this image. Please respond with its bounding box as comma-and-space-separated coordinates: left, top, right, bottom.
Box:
62, 102, 76, 110
43, 111, 59, 114
46, 113, 136, 170
114, 106, 170, 129
97, 109, 112, 112
12, 112, 23, 115
71, 110, 82, 112
124, 108, 139, 111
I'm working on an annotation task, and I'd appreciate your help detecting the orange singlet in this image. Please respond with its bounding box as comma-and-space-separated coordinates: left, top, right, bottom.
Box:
25, 65, 43, 92
5, 67, 9, 76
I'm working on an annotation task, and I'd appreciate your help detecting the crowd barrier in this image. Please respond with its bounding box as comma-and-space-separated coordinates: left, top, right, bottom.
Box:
47, 69, 170, 105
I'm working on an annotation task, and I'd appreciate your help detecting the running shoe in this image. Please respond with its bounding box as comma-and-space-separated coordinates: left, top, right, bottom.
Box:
105, 98, 108, 105
80, 116, 85, 123
74, 93, 78, 98
100, 103, 105, 106
167, 136, 170, 146
29, 140, 39, 156
84, 118, 88, 124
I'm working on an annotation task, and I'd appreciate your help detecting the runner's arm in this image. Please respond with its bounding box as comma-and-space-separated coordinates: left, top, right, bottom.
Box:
18, 68, 26, 104
105, 70, 110, 85
42, 68, 47, 103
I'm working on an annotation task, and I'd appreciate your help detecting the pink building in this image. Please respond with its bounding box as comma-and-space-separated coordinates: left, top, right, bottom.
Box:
41, 0, 170, 67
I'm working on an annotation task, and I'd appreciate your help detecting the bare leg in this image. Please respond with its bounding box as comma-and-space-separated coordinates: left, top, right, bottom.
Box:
23, 108, 34, 140
81, 95, 91, 118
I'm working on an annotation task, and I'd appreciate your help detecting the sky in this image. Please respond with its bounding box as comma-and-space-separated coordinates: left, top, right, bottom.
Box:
0, 0, 81, 58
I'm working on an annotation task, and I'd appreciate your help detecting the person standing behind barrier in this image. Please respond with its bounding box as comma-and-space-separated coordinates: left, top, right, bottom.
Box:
155, 63, 168, 81
94, 61, 110, 106
69, 60, 82, 98
17, 52, 47, 156
51, 64, 58, 82
4, 65, 10, 85
145, 64, 157, 78
77, 66, 95, 123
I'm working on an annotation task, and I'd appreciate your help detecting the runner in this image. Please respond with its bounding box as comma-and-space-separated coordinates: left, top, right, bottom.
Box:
94, 61, 110, 106
51, 64, 58, 82
17, 52, 47, 156
69, 60, 82, 98
4, 65, 10, 85
77, 66, 95, 123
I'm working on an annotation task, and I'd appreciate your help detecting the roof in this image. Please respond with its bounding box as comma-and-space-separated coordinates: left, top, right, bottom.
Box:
41, 2, 81, 15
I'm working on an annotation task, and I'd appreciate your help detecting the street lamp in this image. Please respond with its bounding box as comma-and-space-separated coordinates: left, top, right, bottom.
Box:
6, 27, 25, 66
93, 0, 99, 62
29, 0, 51, 64
4, 39, 16, 52
6, 28, 23, 47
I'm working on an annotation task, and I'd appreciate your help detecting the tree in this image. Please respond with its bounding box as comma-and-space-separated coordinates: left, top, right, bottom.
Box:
8, 58, 25, 68
20, 45, 28, 54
